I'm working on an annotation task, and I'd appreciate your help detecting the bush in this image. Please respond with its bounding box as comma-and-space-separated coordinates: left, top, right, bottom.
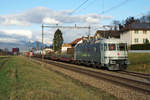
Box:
131, 44, 150, 50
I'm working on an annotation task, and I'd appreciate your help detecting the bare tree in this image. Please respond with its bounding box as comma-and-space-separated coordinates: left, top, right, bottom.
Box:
112, 20, 120, 30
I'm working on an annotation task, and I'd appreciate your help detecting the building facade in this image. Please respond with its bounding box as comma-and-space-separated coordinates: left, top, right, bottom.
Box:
120, 23, 150, 46
94, 30, 120, 39
120, 30, 150, 45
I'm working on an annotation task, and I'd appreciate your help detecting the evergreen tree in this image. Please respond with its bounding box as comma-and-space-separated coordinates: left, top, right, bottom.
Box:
52, 29, 63, 52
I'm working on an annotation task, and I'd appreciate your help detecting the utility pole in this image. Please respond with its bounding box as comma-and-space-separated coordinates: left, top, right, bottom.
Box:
28, 41, 30, 60
36, 41, 39, 50
88, 25, 91, 40
42, 24, 44, 66
41, 24, 91, 66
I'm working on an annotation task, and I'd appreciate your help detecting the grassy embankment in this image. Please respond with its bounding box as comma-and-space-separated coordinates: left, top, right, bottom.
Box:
127, 53, 150, 73
0, 56, 117, 100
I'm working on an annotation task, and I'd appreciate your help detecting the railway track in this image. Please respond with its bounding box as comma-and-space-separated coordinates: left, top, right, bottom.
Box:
118, 70, 150, 80
33, 57, 150, 95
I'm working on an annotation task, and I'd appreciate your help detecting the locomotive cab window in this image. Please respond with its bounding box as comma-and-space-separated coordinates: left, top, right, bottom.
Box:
117, 43, 126, 51
108, 44, 116, 51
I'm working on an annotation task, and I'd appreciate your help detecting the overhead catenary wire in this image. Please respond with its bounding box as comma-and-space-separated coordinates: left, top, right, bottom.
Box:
71, 0, 130, 15
70, 0, 89, 15
73, 0, 98, 14
99, 0, 130, 14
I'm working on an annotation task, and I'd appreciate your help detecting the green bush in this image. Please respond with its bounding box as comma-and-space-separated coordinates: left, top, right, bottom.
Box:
131, 44, 150, 50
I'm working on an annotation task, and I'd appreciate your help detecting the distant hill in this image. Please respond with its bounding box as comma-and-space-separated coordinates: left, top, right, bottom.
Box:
0, 41, 48, 52
26, 41, 48, 49
0, 42, 26, 51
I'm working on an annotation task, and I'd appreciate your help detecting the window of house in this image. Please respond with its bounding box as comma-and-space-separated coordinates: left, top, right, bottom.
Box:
143, 39, 146, 43
134, 38, 139, 43
143, 30, 147, 34
134, 30, 138, 34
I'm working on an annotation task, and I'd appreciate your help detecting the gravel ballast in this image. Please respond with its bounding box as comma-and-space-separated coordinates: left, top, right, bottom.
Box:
32, 59, 150, 100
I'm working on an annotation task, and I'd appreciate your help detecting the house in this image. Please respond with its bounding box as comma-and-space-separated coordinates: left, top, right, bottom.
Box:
71, 37, 92, 46
70, 38, 83, 47
61, 43, 72, 54
94, 30, 120, 39
61, 37, 90, 54
43, 48, 54, 54
120, 22, 150, 45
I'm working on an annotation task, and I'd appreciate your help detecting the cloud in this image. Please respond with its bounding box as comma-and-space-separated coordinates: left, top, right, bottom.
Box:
62, 28, 98, 43
0, 7, 112, 26
0, 14, 31, 26
43, 17, 60, 24
0, 16, 5, 23
2, 18, 31, 26
0, 7, 113, 49
33, 29, 55, 45
86, 17, 100, 24
0, 29, 32, 39
0, 29, 32, 50
0, 38, 20, 43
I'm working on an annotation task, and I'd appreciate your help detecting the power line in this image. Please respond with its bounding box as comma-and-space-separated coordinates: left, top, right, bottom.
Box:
75, 0, 98, 13
102, 0, 104, 14
71, 0, 89, 15
99, 0, 130, 14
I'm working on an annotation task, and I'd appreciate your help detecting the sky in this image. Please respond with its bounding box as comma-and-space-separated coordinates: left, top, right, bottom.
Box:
0, 0, 150, 50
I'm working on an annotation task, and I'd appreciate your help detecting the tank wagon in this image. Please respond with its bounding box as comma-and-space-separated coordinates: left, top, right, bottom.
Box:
74, 38, 128, 70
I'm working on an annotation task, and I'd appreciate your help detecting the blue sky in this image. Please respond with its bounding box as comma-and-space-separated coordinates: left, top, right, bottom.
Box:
0, 0, 150, 49
1, 0, 149, 18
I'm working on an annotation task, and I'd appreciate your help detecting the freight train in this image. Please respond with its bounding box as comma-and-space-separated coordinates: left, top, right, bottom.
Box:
33, 38, 128, 70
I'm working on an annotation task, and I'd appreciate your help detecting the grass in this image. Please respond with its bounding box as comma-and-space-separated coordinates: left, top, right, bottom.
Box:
0, 57, 12, 100
127, 53, 150, 73
0, 56, 117, 100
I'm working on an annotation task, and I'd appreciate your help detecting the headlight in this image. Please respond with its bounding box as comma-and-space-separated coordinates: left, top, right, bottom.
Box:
125, 60, 128, 64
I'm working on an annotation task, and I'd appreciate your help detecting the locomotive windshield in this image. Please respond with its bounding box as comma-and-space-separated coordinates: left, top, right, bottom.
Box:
104, 43, 127, 51
108, 44, 116, 51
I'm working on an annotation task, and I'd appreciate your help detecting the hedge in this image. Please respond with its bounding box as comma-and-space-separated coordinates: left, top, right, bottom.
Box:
130, 44, 150, 50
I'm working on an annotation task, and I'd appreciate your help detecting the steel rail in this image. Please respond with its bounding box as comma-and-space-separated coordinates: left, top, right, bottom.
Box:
117, 71, 150, 80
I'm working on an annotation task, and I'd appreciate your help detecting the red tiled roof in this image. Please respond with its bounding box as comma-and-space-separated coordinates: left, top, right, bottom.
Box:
71, 38, 82, 45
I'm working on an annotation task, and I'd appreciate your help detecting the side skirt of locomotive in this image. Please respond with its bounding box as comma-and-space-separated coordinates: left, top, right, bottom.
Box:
74, 59, 127, 71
